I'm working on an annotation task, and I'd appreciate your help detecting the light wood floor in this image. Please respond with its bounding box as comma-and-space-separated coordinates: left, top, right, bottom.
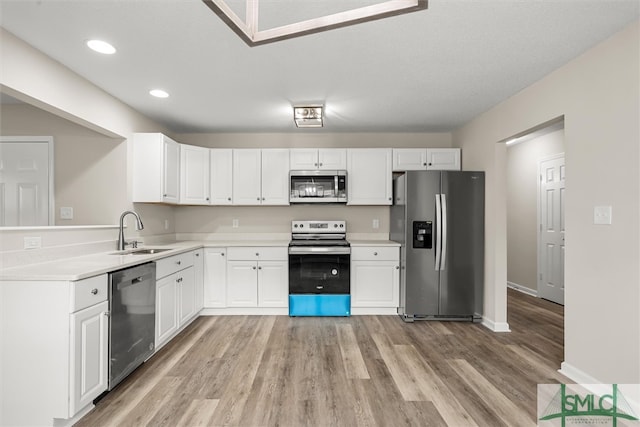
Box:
76, 289, 566, 426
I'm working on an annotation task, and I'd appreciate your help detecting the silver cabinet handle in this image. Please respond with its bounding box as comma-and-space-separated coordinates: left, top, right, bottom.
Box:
91, 288, 98, 295
228, 197, 232, 201
373, 252, 378, 256
221, 253, 225, 256
255, 253, 259, 257
252, 266, 257, 270
195, 253, 200, 257
319, 163, 323, 167
314, 163, 318, 167
258, 266, 262, 270
206, 197, 210, 201
104, 312, 110, 317
257, 197, 261, 201
396, 265, 400, 270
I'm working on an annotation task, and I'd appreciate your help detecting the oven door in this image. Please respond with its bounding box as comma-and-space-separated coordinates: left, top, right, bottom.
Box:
288, 251, 350, 294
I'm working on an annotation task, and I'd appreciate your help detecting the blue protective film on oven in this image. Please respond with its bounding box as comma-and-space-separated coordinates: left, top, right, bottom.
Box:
289, 294, 351, 317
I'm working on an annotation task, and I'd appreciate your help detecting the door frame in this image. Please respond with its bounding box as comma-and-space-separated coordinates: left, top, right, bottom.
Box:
537, 152, 565, 303
0, 136, 55, 226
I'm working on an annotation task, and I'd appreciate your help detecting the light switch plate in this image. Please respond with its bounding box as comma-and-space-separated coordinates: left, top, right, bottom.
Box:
594, 206, 612, 225
372, 219, 379, 229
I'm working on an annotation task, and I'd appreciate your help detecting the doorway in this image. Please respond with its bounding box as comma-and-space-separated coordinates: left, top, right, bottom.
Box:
505, 121, 565, 305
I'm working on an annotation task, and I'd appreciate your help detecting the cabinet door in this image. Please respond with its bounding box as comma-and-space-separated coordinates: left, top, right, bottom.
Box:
232, 149, 262, 205
226, 261, 258, 307
347, 148, 392, 205
177, 266, 196, 326
257, 261, 288, 307
162, 136, 180, 203
261, 149, 290, 205
180, 144, 210, 205
193, 250, 204, 312
156, 274, 178, 347
70, 301, 108, 415
210, 149, 233, 205
351, 261, 399, 307
392, 148, 427, 171
426, 148, 461, 170
204, 248, 227, 308
290, 148, 318, 170
318, 149, 347, 170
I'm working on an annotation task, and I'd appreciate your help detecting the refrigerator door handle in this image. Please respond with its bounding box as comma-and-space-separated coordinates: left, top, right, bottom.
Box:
440, 193, 447, 270
435, 194, 442, 270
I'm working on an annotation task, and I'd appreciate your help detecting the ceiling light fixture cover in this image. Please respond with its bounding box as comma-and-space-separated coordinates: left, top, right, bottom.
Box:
294, 106, 323, 128
86, 39, 116, 54
202, 0, 427, 46
149, 89, 169, 98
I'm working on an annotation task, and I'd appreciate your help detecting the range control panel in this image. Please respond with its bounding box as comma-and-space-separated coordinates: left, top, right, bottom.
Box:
291, 220, 346, 233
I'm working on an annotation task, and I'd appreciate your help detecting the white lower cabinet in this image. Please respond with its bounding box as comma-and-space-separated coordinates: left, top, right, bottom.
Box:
155, 251, 197, 349
204, 248, 227, 307
226, 247, 288, 308
70, 300, 109, 414
351, 246, 400, 310
0, 274, 109, 426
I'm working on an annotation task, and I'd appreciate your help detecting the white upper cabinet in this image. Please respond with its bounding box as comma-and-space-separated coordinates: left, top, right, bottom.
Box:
425, 148, 461, 170
347, 148, 392, 205
233, 149, 262, 205
233, 149, 289, 205
210, 149, 233, 205
393, 148, 461, 171
133, 133, 180, 203
290, 148, 346, 170
261, 149, 290, 205
180, 144, 210, 205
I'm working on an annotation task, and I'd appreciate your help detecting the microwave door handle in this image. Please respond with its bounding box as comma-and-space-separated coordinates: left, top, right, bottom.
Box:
435, 194, 442, 271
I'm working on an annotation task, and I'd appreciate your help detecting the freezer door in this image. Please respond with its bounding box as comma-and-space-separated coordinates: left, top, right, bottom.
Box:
404, 171, 441, 316
439, 171, 485, 317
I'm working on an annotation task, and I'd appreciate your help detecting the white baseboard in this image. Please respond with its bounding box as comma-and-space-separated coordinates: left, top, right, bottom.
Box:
481, 317, 511, 332
507, 281, 538, 297
558, 362, 640, 415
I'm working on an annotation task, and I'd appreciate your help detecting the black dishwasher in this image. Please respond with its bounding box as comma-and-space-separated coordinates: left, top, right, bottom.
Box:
108, 262, 156, 390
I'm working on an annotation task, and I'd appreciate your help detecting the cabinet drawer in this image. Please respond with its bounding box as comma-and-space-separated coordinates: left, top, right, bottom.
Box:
156, 252, 194, 279
350, 246, 399, 261
227, 247, 288, 261
71, 274, 108, 312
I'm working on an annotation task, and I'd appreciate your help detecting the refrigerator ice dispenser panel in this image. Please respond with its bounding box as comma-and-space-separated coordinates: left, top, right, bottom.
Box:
413, 221, 432, 249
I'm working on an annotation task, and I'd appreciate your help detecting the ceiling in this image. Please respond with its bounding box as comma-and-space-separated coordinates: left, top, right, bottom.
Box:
1, 0, 638, 134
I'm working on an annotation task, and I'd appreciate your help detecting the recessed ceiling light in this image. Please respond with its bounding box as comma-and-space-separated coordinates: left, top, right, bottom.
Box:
86, 39, 116, 55
149, 89, 169, 98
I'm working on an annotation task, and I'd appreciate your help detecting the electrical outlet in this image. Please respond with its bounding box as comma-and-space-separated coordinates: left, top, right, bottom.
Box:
24, 236, 42, 250
594, 206, 612, 225
60, 207, 73, 220
164, 219, 170, 230
232, 219, 239, 228
372, 219, 379, 229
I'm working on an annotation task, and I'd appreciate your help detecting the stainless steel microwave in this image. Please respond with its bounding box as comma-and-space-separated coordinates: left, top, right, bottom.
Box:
289, 170, 347, 203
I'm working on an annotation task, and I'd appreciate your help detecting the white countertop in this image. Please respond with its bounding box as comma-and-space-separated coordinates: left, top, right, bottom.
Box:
0, 238, 398, 281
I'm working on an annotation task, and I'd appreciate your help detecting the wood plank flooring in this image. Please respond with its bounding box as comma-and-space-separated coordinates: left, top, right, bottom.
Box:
76, 289, 565, 426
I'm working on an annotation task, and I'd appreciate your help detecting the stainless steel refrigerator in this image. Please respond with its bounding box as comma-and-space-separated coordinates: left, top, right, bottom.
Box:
391, 171, 484, 322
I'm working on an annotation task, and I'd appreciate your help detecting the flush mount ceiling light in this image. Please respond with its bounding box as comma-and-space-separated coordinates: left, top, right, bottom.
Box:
149, 89, 170, 98
294, 106, 323, 128
201, 0, 428, 46
86, 39, 116, 54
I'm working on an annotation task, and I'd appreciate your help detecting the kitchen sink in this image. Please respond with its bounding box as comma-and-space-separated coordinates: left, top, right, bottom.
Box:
111, 248, 173, 255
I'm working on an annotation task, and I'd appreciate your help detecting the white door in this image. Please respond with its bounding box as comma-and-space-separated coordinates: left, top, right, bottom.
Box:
156, 275, 178, 346
538, 154, 565, 305
0, 138, 53, 226
162, 137, 180, 203
347, 148, 393, 205
425, 148, 461, 170
290, 148, 319, 170
318, 149, 347, 170
392, 148, 427, 171
177, 267, 196, 326
204, 248, 227, 308
226, 261, 258, 307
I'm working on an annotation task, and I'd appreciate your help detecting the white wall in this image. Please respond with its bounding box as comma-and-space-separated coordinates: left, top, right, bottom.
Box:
507, 128, 565, 293
453, 21, 639, 383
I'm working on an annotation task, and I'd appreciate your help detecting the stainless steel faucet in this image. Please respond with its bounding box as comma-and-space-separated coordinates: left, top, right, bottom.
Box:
117, 211, 144, 250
